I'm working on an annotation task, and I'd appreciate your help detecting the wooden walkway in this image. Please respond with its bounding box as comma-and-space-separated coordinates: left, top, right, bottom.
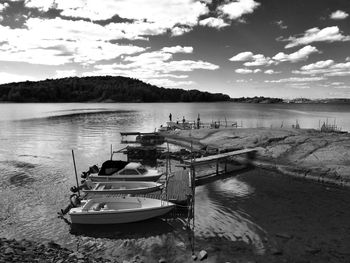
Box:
183, 148, 258, 165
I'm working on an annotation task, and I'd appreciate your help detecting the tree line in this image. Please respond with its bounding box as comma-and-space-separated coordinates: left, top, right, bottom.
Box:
0, 76, 231, 102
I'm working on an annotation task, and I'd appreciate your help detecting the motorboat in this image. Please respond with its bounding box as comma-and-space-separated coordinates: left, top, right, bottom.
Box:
88, 162, 163, 182
82, 181, 163, 195
68, 196, 175, 224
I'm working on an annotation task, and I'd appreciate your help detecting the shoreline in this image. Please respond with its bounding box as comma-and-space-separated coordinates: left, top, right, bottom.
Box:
161, 127, 350, 188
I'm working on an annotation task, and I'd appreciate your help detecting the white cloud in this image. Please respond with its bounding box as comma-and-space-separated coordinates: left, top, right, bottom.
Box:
25, 0, 209, 28
264, 69, 280, 74
243, 54, 274, 67
0, 72, 39, 84
287, 83, 310, 89
265, 77, 325, 83
229, 51, 253, 61
171, 26, 192, 36
333, 85, 350, 89
0, 3, 9, 11
0, 17, 146, 65
218, 0, 260, 20
199, 17, 229, 28
273, 45, 319, 63
83, 47, 219, 88
330, 10, 349, 20
235, 68, 261, 74
346, 57, 350, 61
144, 78, 195, 88
293, 60, 350, 77
282, 26, 350, 48
161, 46, 193, 54
54, 70, 77, 79
300, 60, 334, 71
275, 20, 287, 29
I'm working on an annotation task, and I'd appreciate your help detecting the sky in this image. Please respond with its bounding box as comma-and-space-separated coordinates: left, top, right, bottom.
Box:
0, 0, 349, 99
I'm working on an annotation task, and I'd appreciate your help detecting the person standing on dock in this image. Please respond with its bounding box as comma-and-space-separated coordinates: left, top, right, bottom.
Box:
197, 114, 200, 129
169, 113, 172, 121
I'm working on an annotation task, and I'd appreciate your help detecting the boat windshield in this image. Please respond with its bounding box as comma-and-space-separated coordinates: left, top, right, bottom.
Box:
137, 168, 147, 174
119, 169, 139, 175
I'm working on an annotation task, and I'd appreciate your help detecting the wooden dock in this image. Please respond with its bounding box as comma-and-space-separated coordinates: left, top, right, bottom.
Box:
183, 148, 258, 165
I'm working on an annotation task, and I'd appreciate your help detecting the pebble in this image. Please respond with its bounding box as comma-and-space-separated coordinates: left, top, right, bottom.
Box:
4, 247, 14, 254
198, 250, 208, 260
159, 257, 166, 263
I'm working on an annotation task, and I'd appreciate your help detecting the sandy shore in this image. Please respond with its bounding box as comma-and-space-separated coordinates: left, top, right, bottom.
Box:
161, 127, 350, 187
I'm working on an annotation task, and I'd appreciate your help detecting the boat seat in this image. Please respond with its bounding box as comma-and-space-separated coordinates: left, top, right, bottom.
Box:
97, 185, 105, 190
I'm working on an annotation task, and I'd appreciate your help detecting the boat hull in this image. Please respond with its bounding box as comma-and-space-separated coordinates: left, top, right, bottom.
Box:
83, 181, 162, 195
88, 173, 163, 182
69, 197, 175, 224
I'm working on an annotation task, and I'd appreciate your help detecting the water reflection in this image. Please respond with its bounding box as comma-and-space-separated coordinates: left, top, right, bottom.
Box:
195, 178, 267, 254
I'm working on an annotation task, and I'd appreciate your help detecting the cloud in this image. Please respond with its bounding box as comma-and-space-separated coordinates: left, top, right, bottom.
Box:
218, 0, 260, 20
0, 72, 39, 84
230, 52, 274, 66
330, 10, 349, 20
0, 17, 146, 65
0, 3, 9, 11
83, 47, 219, 88
229, 51, 254, 61
273, 45, 319, 63
171, 26, 192, 36
161, 46, 193, 54
264, 69, 280, 74
199, 17, 229, 28
243, 54, 274, 66
282, 26, 350, 48
143, 78, 195, 88
235, 68, 261, 74
231, 46, 317, 67
265, 77, 325, 83
300, 60, 334, 71
54, 69, 77, 79
346, 57, 350, 61
275, 20, 287, 29
293, 59, 350, 77
25, 0, 209, 26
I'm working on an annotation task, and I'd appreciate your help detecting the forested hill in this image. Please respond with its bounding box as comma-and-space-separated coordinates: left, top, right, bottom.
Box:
0, 76, 231, 102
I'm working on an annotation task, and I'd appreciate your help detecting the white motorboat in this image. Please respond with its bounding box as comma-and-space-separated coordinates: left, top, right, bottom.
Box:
68, 196, 175, 224
88, 162, 163, 182
82, 181, 163, 195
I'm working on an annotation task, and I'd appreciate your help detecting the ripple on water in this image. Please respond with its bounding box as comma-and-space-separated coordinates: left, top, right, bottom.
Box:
194, 178, 266, 254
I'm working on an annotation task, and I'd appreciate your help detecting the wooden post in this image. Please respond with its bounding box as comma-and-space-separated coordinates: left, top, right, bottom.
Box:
71, 149, 80, 197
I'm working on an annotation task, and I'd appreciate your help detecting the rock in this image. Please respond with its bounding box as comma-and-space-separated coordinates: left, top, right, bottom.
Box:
198, 250, 208, 260
271, 247, 283, 255
47, 241, 61, 249
305, 247, 321, 254
176, 241, 186, 249
76, 252, 85, 259
55, 260, 64, 263
159, 257, 166, 263
122, 260, 130, 263
191, 254, 197, 261
4, 247, 14, 254
275, 233, 293, 239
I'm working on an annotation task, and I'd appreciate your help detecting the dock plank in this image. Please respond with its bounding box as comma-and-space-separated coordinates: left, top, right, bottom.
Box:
183, 148, 258, 165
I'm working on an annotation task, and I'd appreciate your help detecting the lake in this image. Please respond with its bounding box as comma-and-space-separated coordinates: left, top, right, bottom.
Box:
1, 102, 350, 262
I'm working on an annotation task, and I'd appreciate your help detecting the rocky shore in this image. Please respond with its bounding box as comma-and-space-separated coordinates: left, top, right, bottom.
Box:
161, 127, 350, 187
0, 238, 105, 263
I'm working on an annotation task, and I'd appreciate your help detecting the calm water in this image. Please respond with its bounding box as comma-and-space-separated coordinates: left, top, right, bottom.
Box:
1, 102, 350, 262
